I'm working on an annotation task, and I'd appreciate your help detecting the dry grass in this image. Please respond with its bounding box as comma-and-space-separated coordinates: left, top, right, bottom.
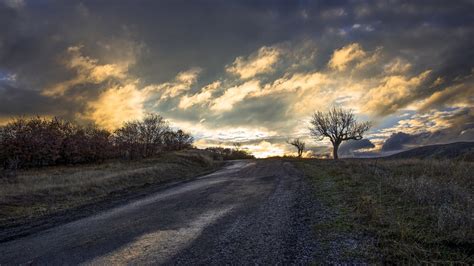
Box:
0, 150, 220, 229
294, 158, 473, 264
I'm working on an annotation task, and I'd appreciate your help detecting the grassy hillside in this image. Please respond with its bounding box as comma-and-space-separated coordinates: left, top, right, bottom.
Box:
294, 158, 473, 264
387, 142, 474, 161
0, 150, 221, 233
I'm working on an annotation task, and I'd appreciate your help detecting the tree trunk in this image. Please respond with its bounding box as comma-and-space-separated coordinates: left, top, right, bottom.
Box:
333, 142, 340, 160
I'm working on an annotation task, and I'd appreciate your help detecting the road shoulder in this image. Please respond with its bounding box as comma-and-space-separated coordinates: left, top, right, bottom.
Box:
0, 155, 224, 243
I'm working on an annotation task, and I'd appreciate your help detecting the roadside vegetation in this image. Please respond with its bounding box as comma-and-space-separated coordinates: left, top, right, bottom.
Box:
0, 114, 193, 171
205, 146, 255, 160
0, 114, 231, 235
0, 114, 256, 235
294, 158, 473, 263
0, 150, 220, 233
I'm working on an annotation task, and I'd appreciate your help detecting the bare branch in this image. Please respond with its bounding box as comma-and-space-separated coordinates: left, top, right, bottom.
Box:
309, 107, 371, 159
287, 138, 305, 157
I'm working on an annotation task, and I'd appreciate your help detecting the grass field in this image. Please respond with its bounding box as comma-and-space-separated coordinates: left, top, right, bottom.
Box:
0, 150, 221, 231
294, 158, 473, 264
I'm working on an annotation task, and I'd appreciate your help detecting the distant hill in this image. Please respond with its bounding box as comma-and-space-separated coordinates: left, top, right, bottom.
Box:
386, 142, 474, 161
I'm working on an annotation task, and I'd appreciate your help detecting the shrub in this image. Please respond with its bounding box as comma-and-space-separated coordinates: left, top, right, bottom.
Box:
205, 147, 255, 160
0, 114, 195, 170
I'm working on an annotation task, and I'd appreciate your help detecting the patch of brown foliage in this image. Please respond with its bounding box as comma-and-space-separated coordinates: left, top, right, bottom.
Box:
0, 114, 193, 170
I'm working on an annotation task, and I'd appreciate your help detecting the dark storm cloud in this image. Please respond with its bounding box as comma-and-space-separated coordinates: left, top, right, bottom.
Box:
339, 139, 375, 156
0, 80, 97, 120
2, 0, 314, 122
382, 107, 474, 152
71, 0, 311, 84
382, 132, 417, 152
0, 82, 54, 115
3, 0, 471, 84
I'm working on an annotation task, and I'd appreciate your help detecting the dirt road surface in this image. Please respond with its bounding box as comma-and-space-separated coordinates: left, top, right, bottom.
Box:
0, 160, 319, 264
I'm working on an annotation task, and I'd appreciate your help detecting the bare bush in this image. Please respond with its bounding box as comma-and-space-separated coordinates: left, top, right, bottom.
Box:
114, 114, 193, 159
163, 129, 194, 151
60, 124, 112, 164
205, 147, 255, 160
287, 138, 305, 157
0, 117, 64, 168
0, 114, 194, 170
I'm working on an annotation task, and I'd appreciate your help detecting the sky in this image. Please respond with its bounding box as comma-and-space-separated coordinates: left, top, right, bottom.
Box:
1, 0, 473, 158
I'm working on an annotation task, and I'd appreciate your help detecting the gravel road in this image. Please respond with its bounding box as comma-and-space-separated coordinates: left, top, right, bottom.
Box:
0, 159, 320, 265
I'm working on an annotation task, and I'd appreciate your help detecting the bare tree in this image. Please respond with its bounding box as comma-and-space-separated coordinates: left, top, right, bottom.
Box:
287, 138, 305, 158
162, 129, 194, 151
233, 142, 242, 151
174, 129, 194, 150
138, 114, 169, 157
309, 107, 371, 160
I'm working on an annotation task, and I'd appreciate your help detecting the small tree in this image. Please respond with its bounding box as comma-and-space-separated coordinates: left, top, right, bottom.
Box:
174, 129, 194, 150
233, 142, 242, 151
309, 107, 371, 160
114, 121, 141, 159
139, 114, 168, 157
287, 138, 305, 158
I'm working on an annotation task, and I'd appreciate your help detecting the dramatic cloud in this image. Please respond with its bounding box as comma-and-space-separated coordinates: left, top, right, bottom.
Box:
380, 107, 474, 152
258, 71, 329, 97
328, 43, 366, 71
226, 46, 281, 79
178, 81, 221, 109
1, 0, 473, 157
210, 80, 261, 112
363, 70, 432, 115
382, 132, 415, 152
420, 77, 474, 111
384, 58, 412, 74
143, 68, 201, 100
339, 139, 376, 156
43, 46, 131, 97
84, 83, 145, 129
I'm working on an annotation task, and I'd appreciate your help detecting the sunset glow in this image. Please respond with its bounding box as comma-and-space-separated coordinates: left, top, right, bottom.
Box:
1, 0, 473, 157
